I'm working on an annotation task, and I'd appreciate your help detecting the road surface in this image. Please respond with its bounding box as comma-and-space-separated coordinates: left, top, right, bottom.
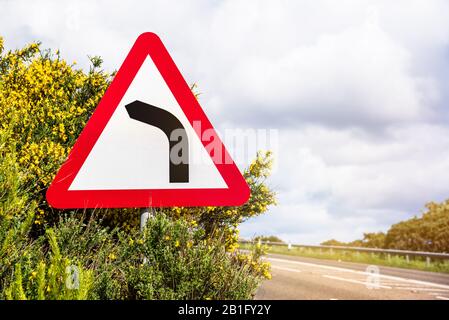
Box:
255, 253, 449, 300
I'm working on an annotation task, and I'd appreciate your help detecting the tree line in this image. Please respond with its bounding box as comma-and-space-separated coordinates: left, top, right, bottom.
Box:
321, 200, 449, 253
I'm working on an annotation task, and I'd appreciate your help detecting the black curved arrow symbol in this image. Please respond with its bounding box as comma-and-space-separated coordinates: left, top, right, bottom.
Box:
125, 100, 189, 183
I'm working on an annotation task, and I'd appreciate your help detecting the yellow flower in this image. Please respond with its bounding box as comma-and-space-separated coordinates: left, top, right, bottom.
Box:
175, 240, 180, 247
164, 235, 170, 241
31, 271, 37, 278
186, 241, 193, 249
263, 270, 272, 280
108, 253, 117, 261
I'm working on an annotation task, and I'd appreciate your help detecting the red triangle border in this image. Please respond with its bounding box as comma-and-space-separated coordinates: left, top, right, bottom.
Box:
46, 32, 250, 208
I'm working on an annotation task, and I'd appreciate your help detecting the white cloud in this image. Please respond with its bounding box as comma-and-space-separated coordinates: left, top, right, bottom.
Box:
243, 123, 449, 243
219, 19, 436, 127
2, 0, 449, 243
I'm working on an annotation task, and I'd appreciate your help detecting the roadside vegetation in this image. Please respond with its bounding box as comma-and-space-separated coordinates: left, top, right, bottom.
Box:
321, 200, 449, 252
0, 37, 276, 300
240, 242, 449, 274
242, 199, 449, 274
1, 212, 273, 299
253, 235, 284, 243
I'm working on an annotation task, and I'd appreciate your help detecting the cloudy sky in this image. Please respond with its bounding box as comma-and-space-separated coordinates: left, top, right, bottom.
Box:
2, 0, 449, 243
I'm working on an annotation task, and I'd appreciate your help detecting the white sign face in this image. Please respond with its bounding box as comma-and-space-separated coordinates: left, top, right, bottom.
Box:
69, 55, 227, 190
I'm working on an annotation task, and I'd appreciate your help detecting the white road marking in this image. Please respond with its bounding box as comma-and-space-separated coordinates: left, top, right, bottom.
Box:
271, 265, 302, 273
267, 257, 359, 274
436, 296, 449, 300
322, 275, 392, 289
395, 287, 449, 292
266, 256, 449, 290
379, 282, 421, 286
428, 292, 449, 295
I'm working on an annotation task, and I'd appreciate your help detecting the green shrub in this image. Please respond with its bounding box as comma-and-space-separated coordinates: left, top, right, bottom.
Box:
0, 212, 264, 300
0, 37, 276, 254
0, 36, 275, 299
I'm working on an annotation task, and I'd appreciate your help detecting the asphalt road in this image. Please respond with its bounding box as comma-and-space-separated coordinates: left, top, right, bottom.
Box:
255, 253, 449, 300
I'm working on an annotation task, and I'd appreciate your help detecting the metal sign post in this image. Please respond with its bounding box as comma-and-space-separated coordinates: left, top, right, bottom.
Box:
140, 208, 150, 232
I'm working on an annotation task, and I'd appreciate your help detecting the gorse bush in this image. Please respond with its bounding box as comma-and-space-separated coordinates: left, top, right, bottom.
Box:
0, 126, 33, 219
0, 36, 276, 253
0, 36, 276, 299
0, 212, 264, 300
0, 38, 110, 227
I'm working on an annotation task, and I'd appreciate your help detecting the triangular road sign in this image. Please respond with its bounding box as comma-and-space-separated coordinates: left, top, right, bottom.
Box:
46, 32, 250, 208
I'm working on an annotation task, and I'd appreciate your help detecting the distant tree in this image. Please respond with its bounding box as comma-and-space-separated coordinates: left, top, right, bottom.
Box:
321, 233, 386, 248
361, 232, 386, 248
254, 235, 284, 243
347, 239, 364, 247
385, 200, 449, 252
320, 239, 347, 246
320, 200, 449, 252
